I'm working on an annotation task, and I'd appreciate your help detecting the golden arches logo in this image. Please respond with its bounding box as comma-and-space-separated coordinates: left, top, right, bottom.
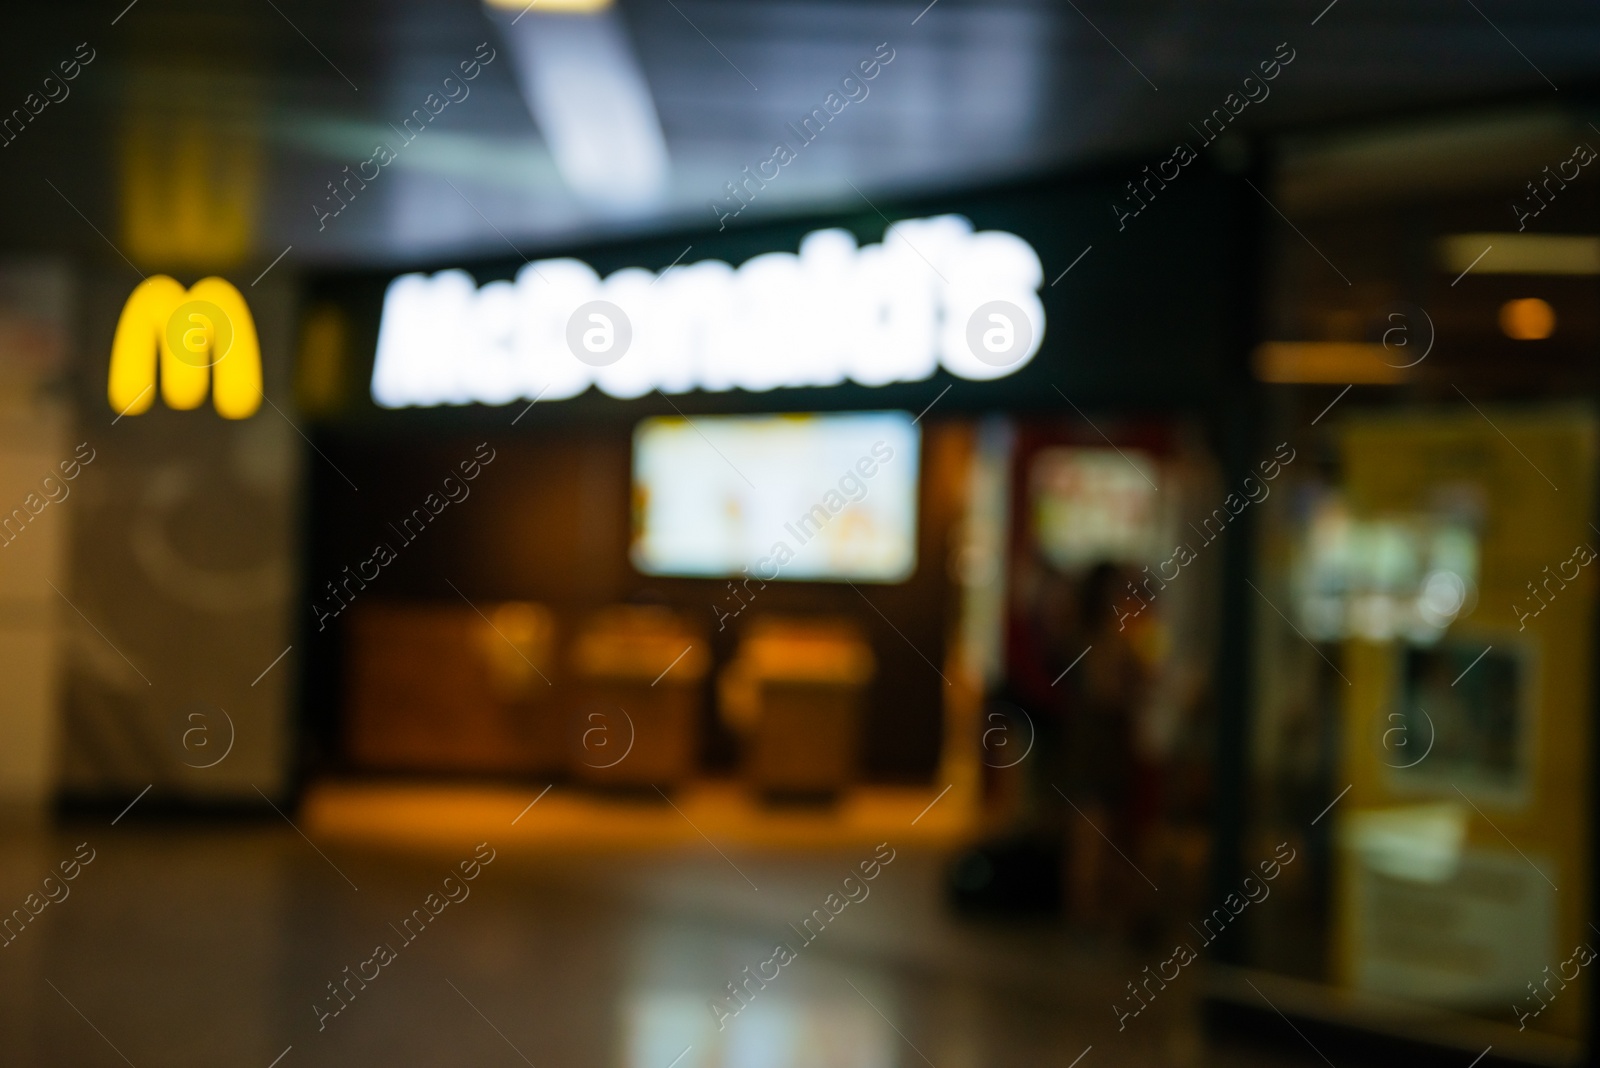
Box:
109, 276, 261, 419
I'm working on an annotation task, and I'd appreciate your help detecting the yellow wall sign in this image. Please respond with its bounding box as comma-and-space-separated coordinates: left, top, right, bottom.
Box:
109, 275, 261, 419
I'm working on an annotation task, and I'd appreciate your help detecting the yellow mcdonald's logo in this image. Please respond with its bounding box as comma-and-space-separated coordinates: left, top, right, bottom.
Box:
109, 276, 261, 419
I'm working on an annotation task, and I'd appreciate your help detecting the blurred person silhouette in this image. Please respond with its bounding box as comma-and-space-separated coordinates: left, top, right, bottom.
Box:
947, 548, 1075, 916
951, 555, 1153, 923
1058, 561, 1150, 926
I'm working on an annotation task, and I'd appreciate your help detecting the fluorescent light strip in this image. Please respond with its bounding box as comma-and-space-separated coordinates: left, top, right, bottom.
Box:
1438, 233, 1600, 276
491, 4, 668, 210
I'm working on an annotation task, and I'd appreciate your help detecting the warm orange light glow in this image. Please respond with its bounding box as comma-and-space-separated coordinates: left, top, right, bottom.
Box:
1253, 342, 1410, 384
1499, 297, 1556, 340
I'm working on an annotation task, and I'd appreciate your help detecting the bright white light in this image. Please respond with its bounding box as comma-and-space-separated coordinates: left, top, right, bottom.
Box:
493, 8, 670, 211
370, 215, 1046, 409
1416, 569, 1467, 627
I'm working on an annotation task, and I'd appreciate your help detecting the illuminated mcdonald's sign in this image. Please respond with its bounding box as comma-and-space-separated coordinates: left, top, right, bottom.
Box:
109, 275, 261, 419
370, 215, 1047, 408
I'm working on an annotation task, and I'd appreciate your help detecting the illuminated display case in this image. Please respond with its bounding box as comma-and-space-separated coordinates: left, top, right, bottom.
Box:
1214, 108, 1600, 1065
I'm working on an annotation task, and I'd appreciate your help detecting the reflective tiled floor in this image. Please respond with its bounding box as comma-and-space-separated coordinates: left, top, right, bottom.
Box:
0, 821, 1316, 1067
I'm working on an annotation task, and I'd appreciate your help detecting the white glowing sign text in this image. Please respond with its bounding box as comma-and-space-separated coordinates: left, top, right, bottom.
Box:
371, 215, 1045, 407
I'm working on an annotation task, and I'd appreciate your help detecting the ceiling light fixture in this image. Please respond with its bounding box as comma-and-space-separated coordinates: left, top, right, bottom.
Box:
482, 0, 613, 12
1499, 298, 1555, 340
485, 1, 669, 212
1437, 233, 1600, 276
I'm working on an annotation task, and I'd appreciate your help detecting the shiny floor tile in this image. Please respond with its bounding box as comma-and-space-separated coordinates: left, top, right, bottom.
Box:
0, 823, 1317, 1067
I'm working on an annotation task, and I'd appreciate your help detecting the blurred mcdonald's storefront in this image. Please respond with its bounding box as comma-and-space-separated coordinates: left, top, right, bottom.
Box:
1, 97, 1598, 1065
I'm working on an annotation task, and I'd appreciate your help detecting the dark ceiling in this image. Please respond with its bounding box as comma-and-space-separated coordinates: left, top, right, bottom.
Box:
2, 0, 1598, 275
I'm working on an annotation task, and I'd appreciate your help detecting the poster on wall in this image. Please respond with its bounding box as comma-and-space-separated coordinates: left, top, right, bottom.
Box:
1029, 446, 1162, 570
1386, 639, 1534, 806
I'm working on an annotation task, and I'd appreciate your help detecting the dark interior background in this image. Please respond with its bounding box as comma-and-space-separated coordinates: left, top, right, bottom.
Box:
300, 419, 967, 781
